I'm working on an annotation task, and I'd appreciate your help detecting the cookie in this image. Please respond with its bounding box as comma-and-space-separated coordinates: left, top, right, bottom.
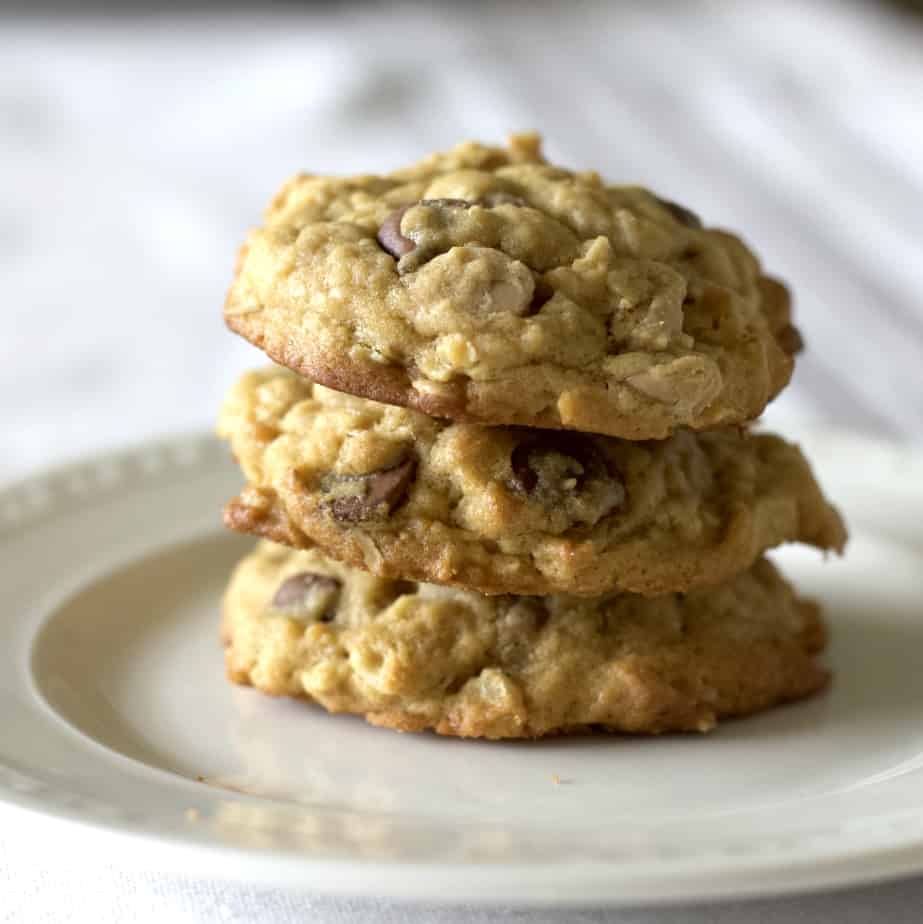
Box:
224, 134, 798, 439
217, 368, 846, 597
223, 542, 829, 739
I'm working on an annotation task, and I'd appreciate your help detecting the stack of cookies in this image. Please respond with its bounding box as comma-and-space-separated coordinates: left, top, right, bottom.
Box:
218, 134, 846, 739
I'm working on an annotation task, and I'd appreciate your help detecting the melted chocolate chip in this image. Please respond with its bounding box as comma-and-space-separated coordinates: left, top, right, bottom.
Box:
776, 323, 804, 356
377, 199, 472, 260
377, 206, 414, 259
509, 441, 541, 494
325, 454, 417, 523
509, 432, 621, 511
272, 572, 341, 622
655, 196, 703, 229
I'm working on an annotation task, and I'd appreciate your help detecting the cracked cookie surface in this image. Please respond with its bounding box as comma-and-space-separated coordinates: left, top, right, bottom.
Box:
224, 134, 798, 439
217, 368, 846, 597
223, 542, 829, 739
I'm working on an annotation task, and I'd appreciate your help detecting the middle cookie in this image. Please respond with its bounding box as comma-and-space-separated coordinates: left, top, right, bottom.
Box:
219, 368, 846, 597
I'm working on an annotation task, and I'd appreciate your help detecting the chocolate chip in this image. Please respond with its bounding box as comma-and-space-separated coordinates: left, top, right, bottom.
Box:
510, 433, 590, 494
655, 196, 703, 229
509, 442, 540, 494
377, 199, 472, 261
776, 323, 804, 356
272, 572, 341, 622
377, 206, 414, 259
325, 454, 417, 523
509, 433, 624, 516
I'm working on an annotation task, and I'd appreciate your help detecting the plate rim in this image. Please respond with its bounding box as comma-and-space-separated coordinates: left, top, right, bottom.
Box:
2, 427, 923, 906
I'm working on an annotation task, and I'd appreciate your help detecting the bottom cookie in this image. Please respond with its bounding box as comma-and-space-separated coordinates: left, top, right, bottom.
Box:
223, 542, 828, 739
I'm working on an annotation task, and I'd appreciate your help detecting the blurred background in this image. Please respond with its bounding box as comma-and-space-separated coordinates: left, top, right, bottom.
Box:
3, 0, 922, 484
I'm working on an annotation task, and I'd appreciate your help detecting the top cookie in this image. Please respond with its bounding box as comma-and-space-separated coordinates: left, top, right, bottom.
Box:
225, 134, 798, 439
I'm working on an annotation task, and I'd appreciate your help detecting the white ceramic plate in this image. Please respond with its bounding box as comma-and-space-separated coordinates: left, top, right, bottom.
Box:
1, 430, 923, 906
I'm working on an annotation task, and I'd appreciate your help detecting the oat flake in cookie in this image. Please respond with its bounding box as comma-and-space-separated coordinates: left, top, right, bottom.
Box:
224, 134, 799, 439
217, 368, 846, 598
223, 542, 829, 739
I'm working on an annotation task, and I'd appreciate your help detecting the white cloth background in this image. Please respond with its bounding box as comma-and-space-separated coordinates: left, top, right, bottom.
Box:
2, 0, 923, 920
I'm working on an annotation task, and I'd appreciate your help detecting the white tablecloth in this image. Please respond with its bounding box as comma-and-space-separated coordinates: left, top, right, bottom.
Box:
3, 1, 923, 920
